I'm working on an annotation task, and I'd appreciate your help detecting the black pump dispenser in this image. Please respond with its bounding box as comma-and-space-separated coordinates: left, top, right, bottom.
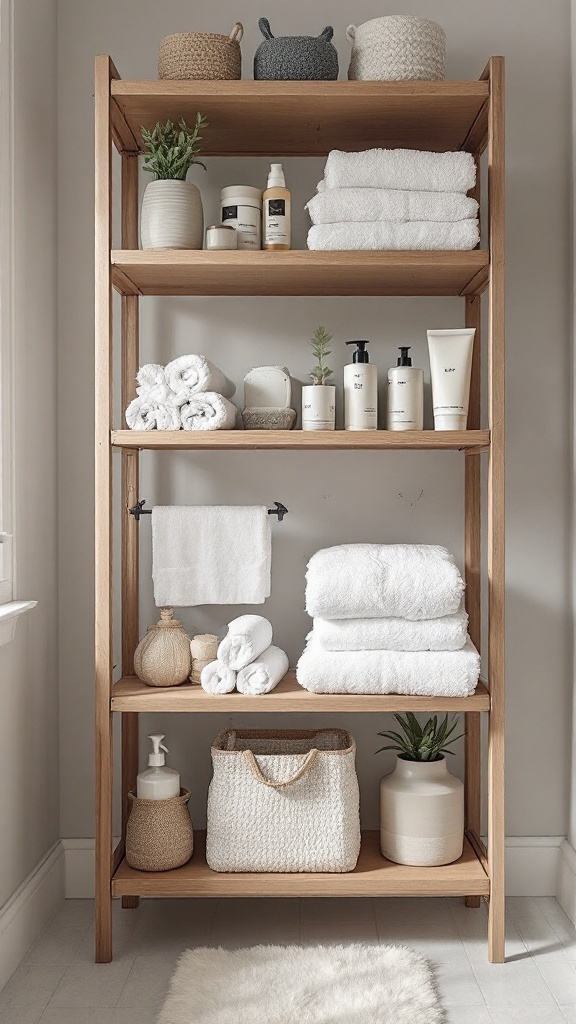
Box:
397, 346, 412, 367
346, 340, 370, 364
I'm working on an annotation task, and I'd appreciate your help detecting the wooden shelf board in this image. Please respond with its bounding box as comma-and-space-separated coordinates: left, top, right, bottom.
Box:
111, 832, 489, 898
110, 80, 489, 156
111, 250, 489, 297
111, 672, 490, 713
111, 428, 490, 452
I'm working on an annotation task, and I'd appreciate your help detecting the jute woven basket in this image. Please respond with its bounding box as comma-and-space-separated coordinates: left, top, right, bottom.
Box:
126, 789, 194, 872
158, 23, 243, 80
347, 16, 446, 82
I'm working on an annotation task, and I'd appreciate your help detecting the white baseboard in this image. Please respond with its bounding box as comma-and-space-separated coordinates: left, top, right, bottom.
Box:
557, 838, 576, 926
63, 835, 564, 900
0, 841, 65, 990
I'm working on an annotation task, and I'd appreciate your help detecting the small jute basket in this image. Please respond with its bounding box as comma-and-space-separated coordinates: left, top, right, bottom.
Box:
347, 16, 446, 82
158, 23, 243, 80
126, 789, 194, 872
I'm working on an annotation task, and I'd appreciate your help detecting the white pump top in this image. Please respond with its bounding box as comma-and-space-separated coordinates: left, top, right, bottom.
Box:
267, 163, 285, 188
148, 734, 168, 767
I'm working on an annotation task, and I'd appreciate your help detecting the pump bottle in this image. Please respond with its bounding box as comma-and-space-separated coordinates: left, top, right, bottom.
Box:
263, 163, 291, 250
344, 340, 378, 430
137, 734, 180, 800
387, 346, 424, 431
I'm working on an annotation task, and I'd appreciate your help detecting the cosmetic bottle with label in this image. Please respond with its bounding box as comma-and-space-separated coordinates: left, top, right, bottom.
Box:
387, 347, 424, 431
262, 164, 291, 250
344, 340, 378, 431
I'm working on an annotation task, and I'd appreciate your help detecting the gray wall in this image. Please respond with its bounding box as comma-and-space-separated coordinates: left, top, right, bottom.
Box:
57, 0, 572, 839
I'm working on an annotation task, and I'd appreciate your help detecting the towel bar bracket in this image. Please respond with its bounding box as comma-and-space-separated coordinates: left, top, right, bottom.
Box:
128, 499, 289, 522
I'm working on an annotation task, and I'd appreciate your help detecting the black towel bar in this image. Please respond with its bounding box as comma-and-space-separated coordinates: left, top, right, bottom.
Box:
128, 499, 288, 522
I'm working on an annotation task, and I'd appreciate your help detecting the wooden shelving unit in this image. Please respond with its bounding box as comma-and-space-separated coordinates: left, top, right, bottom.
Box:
95, 58, 505, 964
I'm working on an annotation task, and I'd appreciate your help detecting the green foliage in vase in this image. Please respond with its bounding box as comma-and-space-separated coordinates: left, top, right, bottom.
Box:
141, 114, 208, 180
376, 713, 464, 762
309, 325, 334, 385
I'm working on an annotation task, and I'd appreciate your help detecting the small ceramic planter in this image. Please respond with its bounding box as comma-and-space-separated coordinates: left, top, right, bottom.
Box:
380, 754, 464, 866
302, 385, 335, 431
141, 179, 203, 250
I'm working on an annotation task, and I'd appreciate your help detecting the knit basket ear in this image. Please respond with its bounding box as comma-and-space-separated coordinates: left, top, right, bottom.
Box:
258, 17, 274, 40
319, 26, 334, 42
346, 25, 356, 43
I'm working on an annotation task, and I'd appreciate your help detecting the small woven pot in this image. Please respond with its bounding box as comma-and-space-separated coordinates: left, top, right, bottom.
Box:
134, 608, 192, 688
158, 23, 243, 80
347, 16, 446, 82
190, 633, 219, 685
254, 18, 338, 81
126, 789, 194, 872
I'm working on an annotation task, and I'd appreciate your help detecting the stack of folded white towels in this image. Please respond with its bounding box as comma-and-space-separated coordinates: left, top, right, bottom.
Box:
306, 148, 479, 251
296, 544, 480, 697
125, 355, 237, 431
202, 615, 289, 696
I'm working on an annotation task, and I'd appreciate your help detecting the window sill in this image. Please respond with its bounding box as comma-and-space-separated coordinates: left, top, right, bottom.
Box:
0, 600, 37, 647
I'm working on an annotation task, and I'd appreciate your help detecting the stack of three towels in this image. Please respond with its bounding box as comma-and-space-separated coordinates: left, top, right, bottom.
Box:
202, 615, 289, 696
296, 544, 480, 697
125, 355, 237, 431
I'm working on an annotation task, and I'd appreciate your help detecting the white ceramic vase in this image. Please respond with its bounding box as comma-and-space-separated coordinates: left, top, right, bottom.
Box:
140, 179, 203, 250
302, 384, 336, 431
380, 755, 464, 866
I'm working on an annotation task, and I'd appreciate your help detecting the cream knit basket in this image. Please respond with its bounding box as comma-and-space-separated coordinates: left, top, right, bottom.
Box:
158, 23, 243, 81
347, 16, 446, 82
206, 728, 361, 873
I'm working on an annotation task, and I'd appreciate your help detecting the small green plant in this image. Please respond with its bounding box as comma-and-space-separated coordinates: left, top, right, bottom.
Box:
376, 713, 464, 762
141, 114, 208, 180
309, 325, 333, 385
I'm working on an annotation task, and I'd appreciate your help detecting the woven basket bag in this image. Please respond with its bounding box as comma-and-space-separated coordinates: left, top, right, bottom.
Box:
126, 789, 194, 871
206, 728, 361, 873
158, 23, 243, 80
347, 16, 446, 82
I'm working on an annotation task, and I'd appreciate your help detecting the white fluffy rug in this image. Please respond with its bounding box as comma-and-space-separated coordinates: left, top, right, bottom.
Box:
157, 943, 444, 1024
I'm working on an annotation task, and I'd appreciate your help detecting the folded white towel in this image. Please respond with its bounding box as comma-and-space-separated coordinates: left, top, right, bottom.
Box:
296, 637, 480, 697
180, 393, 237, 431
125, 395, 182, 431
320, 148, 476, 194
165, 355, 236, 400
310, 608, 469, 653
307, 188, 479, 225
306, 544, 465, 621
236, 645, 289, 695
201, 660, 236, 694
152, 505, 271, 607
307, 220, 479, 252
218, 615, 274, 670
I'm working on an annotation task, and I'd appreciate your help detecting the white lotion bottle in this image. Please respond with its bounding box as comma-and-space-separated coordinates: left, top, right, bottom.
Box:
137, 734, 180, 800
263, 163, 291, 250
387, 347, 424, 431
344, 340, 378, 430
427, 328, 475, 430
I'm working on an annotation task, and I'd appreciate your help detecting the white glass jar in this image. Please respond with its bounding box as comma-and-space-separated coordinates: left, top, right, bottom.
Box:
221, 185, 262, 250
206, 224, 238, 250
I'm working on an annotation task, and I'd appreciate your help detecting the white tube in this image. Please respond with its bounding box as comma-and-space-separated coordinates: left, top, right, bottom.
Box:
427, 329, 475, 430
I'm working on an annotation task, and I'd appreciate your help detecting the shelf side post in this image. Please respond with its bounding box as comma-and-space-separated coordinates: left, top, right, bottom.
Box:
486, 56, 506, 964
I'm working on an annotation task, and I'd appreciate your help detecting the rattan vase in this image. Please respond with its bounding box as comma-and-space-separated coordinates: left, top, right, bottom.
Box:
126, 789, 194, 871
134, 608, 192, 688
158, 23, 243, 80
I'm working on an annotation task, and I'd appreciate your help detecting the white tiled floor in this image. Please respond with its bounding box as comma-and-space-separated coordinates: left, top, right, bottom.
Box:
1, 896, 575, 1022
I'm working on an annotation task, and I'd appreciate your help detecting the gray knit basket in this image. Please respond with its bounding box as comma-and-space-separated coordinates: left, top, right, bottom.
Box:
347, 16, 446, 82
254, 18, 338, 81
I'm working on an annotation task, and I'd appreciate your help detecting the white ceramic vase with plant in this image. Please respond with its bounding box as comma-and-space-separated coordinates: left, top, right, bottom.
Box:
140, 114, 208, 250
302, 325, 336, 430
377, 712, 464, 866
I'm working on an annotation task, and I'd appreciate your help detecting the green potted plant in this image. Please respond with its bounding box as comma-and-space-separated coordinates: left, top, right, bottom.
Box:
140, 114, 208, 250
302, 326, 336, 430
377, 712, 465, 867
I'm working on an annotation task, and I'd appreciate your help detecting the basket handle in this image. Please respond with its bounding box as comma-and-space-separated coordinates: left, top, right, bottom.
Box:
242, 748, 318, 788
346, 25, 356, 43
229, 22, 244, 43
258, 17, 274, 41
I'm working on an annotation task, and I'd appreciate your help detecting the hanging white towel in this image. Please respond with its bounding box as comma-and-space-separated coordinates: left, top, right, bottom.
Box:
320, 148, 476, 194
217, 615, 274, 670
201, 660, 236, 694
152, 506, 272, 607
310, 607, 469, 653
306, 188, 479, 225
307, 220, 479, 252
236, 645, 289, 695
180, 393, 237, 431
125, 395, 181, 431
165, 355, 236, 400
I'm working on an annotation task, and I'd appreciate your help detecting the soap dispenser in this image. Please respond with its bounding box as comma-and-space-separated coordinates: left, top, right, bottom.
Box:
387, 346, 424, 431
137, 734, 180, 800
344, 340, 378, 430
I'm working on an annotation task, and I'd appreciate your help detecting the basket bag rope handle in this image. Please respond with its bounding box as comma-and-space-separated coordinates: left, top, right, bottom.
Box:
242, 748, 318, 788
229, 23, 243, 43
346, 25, 357, 43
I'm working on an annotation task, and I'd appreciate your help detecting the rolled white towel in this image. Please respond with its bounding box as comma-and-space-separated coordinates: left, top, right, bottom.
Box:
311, 607, 469, 653
200, 660, 236, 695
180, 393, 237, 431
218, 614, 274, 670
165, 355, 236, 401
307, 220, 480, 252
136, 363, 166, 391
320, 148, 476, 194
236, 645, 289, 695
125, 395, 182, 431
307, 188, 479, 225
306, 544, 465, 621
296, 637, 480, 697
